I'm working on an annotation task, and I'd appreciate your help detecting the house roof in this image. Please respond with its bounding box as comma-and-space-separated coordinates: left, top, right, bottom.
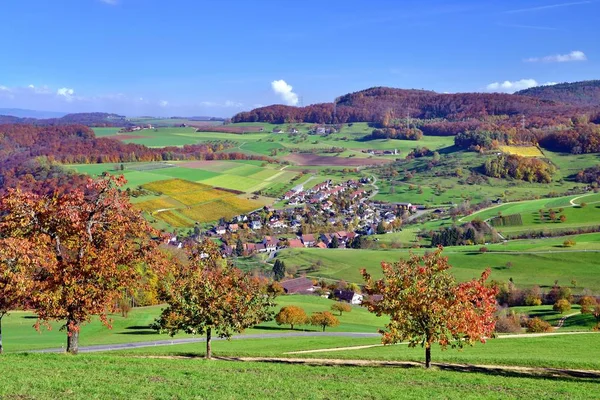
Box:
301, 234, 316, 242
288, 239, 304, 248
334, 289, 360, 302
280, 277, 314, 294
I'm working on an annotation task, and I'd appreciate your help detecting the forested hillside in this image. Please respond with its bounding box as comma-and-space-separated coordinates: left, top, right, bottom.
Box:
516, 80, 600, 106
233, 86, 599, 124
0, 112, 129, 127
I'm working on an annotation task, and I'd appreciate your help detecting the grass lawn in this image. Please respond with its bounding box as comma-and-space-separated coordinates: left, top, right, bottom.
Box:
2, 353, 598, 400
0, 296, 386, 353
115, 332, 600, 371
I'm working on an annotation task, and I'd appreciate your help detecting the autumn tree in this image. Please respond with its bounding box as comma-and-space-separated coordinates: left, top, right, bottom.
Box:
580, 296, 600, 326
310, 311, 340, 332
0, 175, 165, 354
155, 240, 276, 359
331, 302, 352, 316
361, 248, 498, 368
275, 306, 308, 330
0, 239, 46, 354
553, 299, 571, 314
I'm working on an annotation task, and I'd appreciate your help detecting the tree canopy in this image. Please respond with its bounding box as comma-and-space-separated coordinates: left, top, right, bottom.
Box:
361, 248, 498, 368
154, 239, 277, 358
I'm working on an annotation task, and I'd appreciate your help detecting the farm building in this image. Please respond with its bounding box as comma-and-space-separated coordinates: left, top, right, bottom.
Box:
334, 289, 363, 305
280, 277, 314, 294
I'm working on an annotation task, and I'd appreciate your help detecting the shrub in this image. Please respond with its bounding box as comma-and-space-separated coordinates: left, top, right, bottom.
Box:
495, 311, 522, 333
579, 296, 598, 314
553, 299, 572, 314
525, 317, 553, 333
563, 239, 576, 247
479, 246, 489, 253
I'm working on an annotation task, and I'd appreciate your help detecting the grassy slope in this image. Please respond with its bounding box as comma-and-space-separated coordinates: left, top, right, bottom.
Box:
276, 233, 600, 290
2, 353, 598, 400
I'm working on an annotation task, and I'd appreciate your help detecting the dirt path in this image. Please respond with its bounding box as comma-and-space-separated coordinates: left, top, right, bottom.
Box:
555, 312, 579, 329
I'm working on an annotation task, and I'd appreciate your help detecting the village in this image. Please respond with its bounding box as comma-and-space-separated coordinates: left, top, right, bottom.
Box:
169, 178, 420, 259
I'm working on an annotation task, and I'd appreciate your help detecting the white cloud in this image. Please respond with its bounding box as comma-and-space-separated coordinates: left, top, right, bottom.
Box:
485, 79, 557, 93
504, 1, 592, 14
224, 100, 243, 108
271, 79, 299, 106
0, 85, 10, 92
100, 0, 119, 5
159, 100, 169, 107
525, 50, 587, 63
57, 87, 75, 101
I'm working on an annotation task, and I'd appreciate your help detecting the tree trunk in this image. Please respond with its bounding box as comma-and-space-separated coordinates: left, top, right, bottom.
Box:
425, 346, 431, 368
206, 328, 212, 359
66, 320, 79, 354
0, 315, 3, 355
322, 325, 326, 332
290, 324, 294, 330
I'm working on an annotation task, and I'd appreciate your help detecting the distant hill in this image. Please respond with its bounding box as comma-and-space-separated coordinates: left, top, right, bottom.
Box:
516, 81, 600, 106
233, 86, 586, 124
0, 108, 66, 119
0, 112, 129, 127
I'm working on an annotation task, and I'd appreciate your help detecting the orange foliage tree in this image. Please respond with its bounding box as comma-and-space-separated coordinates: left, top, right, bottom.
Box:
0, 239, 48, 354
310, 311, 340, 332
275, 306, 308, 330
0, 175, 166, 354
154, 240, 277, 359
361, 248, 498, 368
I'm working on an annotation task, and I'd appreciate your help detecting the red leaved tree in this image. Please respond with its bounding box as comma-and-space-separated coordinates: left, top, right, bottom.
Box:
361, 247, 498, 368
0, 238, 48, 353
0, 175, 166, 354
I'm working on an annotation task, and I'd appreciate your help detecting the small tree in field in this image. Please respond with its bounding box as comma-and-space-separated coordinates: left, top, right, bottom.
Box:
361, 248, 498, 368
310, 311, 340, 332
272, 259, 286, 281
0, 176, 166, 354
155, 240, 276, 359
579, 296, 600, 326
553, 299, 571, 314
331, 302, 352, 316
275, 306, 307, 330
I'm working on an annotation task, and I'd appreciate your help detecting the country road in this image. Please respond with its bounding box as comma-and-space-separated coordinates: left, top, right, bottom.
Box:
31, 332, 380, 354
28, 329, 599, 354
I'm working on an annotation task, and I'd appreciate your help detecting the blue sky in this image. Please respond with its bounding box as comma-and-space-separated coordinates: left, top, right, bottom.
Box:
0, 0, 598, 117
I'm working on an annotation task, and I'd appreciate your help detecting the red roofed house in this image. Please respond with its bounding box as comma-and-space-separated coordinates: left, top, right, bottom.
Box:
288, 239, 304, 249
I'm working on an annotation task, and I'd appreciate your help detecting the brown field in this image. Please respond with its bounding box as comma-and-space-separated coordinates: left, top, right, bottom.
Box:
109, 134, 149, 140
180, 196, 262, 223
154, 210, 193, 228
498, 145, 545, 157
134, 197, 181, 212
142, 179, 212, 195
169, 188, 232, 206
283, 153, 394, 166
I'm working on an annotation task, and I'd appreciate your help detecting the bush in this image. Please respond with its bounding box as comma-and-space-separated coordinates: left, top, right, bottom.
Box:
525, 317, 553, 333
579, 296, 598, 314
479, 246, 489, 253
495, 312, 522, 333
553, 299, 572, 314
563, 239, 576, 247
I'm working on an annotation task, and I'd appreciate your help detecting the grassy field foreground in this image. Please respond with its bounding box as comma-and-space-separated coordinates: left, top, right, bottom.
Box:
0, 353, 598, 400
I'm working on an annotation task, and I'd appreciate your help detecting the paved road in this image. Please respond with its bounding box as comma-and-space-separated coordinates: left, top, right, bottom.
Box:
32, 332, 380, 354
